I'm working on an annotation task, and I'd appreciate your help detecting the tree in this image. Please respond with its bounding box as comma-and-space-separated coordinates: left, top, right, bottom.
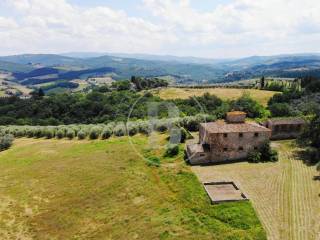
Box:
231, 92, 269, 118
260, 76, 265, 89
268, 103, 291, 117
38, 88, 45, 97
30, 88, 45, 99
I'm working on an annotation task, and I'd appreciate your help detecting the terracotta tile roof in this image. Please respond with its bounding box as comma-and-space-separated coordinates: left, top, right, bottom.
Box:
201, 121, 271, 133
267, 118, 306, 125
227, 111, 246, 116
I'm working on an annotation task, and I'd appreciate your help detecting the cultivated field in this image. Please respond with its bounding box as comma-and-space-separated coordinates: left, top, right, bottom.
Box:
155, 88, 279, 106
0, 136, 266, 240
192, 140, 320, 240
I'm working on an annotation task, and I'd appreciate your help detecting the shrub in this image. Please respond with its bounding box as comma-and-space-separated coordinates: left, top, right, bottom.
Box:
101, 127, 112, 139
248, 151, 262, 163
180, 127, 190, 143
137, 121, 150, 135
26, 128, 35, 138
77, 130, 87, 140
126, 122, 138, 136
56, 130, 65, 139
260, 141, 279, 162
114, 123, 126, 137
305, 147, 320, 164
155, 121, 168, 133
168, 127, 191, 144
0, 134, 14, 151
164, 144, 179, 157
184, 116, 199, 131
15, 128, 26, 137
269, 149, 279, 162
66, 129, 75, 139
146, 156, 161, 167
34, 128, 44, 138
44, 128, 54, 139
89, 127, 101, 139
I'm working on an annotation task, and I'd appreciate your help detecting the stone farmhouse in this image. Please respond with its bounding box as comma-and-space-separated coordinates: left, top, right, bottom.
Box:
186, 111, 271, 165
264, 118, 306, 140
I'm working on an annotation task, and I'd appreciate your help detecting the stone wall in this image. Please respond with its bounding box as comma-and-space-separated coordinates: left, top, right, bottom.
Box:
269, 124, 303, 140
207, 131, 271, 163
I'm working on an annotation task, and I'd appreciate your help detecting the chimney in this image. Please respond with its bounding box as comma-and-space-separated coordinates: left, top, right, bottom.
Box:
226, 111, 246, 123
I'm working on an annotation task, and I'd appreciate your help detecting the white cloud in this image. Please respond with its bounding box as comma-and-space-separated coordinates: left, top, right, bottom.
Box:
1, 0, 320, 57
143, 0, 320, 57
0, 0, 175, 55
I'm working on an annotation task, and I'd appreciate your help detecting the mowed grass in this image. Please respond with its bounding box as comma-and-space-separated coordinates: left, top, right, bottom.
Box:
155, 88, 279, 106
0, 136, 266, 240
192, 140, 320, 240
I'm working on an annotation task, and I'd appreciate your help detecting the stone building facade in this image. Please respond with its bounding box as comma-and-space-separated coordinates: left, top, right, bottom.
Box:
186, 112, 271, 165
264, 118, 306, 140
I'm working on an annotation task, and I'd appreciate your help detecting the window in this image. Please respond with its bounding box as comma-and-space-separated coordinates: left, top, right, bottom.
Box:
254, 146, 258, 150
254, 132, 259, 137
274, 125, 279, 131
223, 133, 228, 138
239, 133, 243, 138
238, 146, 244, 151
203, 144, 210, 151
200, 154, 205, 157
223, 148, 228, 152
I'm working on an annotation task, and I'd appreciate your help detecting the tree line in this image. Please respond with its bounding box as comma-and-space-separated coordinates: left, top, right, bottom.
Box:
0, 86, 267, 125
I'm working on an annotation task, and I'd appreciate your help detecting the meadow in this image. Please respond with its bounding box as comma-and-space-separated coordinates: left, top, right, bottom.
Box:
192, 140, 320, 240
0, 135, 266, 240
154, 88, 279, 106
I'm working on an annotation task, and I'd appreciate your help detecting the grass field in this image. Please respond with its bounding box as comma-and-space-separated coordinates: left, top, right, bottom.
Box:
192, 140, 320, 240
0, 136, 266, 240
155, 88, 279, 106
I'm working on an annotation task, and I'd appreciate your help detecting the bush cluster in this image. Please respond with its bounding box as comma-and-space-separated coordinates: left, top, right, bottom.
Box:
164, 144, 180, 157
248, 141, 278, 163
0, 134, 14, 151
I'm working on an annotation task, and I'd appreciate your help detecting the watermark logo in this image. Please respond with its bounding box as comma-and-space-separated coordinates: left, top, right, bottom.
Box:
126, 92, 207, 162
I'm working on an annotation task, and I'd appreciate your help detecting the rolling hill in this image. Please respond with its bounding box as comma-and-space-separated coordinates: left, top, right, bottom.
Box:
1, 52, 320, 93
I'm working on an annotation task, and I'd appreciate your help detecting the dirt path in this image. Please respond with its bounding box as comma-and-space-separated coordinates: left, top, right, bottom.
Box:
191, 140, 320, 240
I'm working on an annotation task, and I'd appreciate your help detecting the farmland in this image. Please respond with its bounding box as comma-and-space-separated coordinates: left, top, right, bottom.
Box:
192, 140, 320, 240
0, 136, 266, 240
154, 88, 279, 106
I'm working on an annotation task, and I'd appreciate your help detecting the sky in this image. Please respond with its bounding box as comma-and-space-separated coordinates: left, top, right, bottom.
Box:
1, 0, 320, 58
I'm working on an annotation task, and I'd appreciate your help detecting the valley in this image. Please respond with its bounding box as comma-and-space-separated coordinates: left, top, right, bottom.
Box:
1, 53, 320, 96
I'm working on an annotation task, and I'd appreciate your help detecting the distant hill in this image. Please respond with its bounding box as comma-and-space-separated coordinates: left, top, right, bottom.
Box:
0, 54, 84, 67
62, 52, 228, 64
2, 52, 320, 92
0, 60, 34, 73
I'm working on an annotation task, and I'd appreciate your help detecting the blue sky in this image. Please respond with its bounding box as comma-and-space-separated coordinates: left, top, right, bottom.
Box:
69, 0, 232, 13
0, 0, 320, 58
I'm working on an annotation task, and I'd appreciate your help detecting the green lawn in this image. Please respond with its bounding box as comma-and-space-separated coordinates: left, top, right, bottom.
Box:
0, 136, 266, 239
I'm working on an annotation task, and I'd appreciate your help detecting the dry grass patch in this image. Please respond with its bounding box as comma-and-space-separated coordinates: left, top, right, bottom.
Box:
155, 88, 279, 106
192, 140, 320, 240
